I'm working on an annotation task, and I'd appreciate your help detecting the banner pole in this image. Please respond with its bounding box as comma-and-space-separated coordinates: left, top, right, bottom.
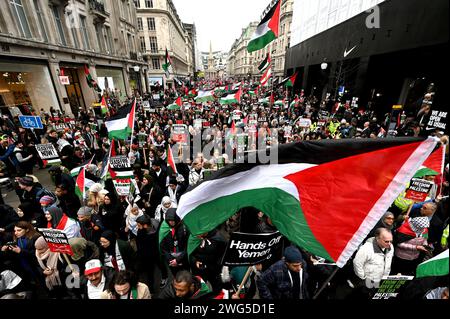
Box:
235, 266, 253, 297
313, 266, 339, 300
62, 253, 76, 273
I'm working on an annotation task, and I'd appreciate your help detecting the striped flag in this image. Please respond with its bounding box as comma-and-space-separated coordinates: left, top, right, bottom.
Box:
177, 137, 437, 266
105, 99, 136, 140
166, 144, 178, 174
258, 54, 271, 72
260, 65, 272, 87
247, 0, 281, 53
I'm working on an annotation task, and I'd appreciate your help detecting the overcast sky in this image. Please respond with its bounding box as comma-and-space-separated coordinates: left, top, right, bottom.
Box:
172, 0, 270, 53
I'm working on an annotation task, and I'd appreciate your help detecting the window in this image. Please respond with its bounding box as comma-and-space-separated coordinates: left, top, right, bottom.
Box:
52, 6, 66, 45
147, 17, 155, 31
134, 0, 140, 8
80, 16, 90, 50
151, 58, 160, 69
149, 36, 158, 53
145, 0, 153, 8
33, 0, 48, 42
137, 18, 143, 31
105, 26, 114, 54
127, 33, 133, 52
95, 23, 105, 52
68, 12, 79, 48
9, 0, 32, 38
139, 36, 146, 52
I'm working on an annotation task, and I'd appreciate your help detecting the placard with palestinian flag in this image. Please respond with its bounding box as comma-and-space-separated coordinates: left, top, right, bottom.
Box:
35, 143, 61, 167
177, 137, 438, 267
109, 156, 133, 195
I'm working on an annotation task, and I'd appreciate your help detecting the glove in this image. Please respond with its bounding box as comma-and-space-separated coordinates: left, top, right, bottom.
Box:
176, 174, 185, 183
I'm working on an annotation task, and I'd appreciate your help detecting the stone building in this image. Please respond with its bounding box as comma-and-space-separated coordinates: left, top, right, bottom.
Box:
0, 0, 146, 116
136, 0, 193, 90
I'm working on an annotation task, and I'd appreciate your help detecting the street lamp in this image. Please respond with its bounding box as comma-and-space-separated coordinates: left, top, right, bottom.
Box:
133, 65, 140, 72
321, 62, 328, 70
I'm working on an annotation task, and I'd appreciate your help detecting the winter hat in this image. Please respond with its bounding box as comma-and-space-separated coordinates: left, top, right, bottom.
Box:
18, 176, 34, 187
283, 246, 303, 263
165, 208, 178, 222
77, 206, 93, 217
100, 230, 116, 244
39, 195, 55, 206
89, 183, 103, 193
84, 259, 102, 275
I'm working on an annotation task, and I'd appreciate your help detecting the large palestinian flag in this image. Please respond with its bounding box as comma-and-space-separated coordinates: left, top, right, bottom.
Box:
247, 0, 281, 53
281, 71, 298, 87
195, 90, 216, 103
177, 137, 438, 267
220, 88, 242, 105
105, 99, 136, 140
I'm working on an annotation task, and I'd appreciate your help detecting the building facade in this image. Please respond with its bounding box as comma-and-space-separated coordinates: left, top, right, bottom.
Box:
227, 0, 293, 83
200, 46, 228, 80
0, 0, 146, 117
227, 22, 258, 81
285, 0, 449, 119
136, 0, 193, 90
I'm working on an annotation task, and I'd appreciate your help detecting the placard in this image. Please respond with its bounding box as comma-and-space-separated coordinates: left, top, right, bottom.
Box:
222, 231, 283, 266
113, 179, 131, 196
372, 275, 414, 300
172, 124, 188, 145
405, 178, 433, 202
35, 144, 59, 160
298, 118, 312, 128
38, 228, 73, 255
427, 110, 447, 130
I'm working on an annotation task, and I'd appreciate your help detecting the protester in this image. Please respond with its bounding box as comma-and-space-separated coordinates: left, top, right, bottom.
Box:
156, 270, 212, 299
100, 270, 151, 299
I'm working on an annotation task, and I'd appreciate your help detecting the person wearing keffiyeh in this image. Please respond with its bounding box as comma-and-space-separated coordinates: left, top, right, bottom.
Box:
392, 216, 431, 275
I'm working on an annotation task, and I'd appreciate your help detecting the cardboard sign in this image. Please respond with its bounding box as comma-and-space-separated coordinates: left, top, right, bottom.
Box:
405, 178, 433, 202
221, 231, 283, 266
110, 156, 131, 170
38, 228, 73, 255
284, 125, 292, 137
142, 100, 150, 110
35, 144, 59, 160
172, 124, 188, 145
427, 110, 447, 130
54, 123, 67, 132
202, 121, 211, 128
372, 275, 414, 300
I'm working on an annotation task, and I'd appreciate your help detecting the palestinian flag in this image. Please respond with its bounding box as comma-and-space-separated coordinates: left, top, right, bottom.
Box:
105, 99, 136, 140
84, 65, 97, 89
42, 158, 62, 167
416, 249, 449, 278
247, 0, 281, 53
109, 155, 134, 180
195, 90, 215, 103
100, 96, 108, 115
260, 66, 272, 87
188, 89, 197, 97
177, 137, 437, 266
166, 144, 178, 174
100, 139, 116, 179
413, 145, 445, 178
220, 88, 242, 105
281, 72, 298, 87
75, 164, 95, 200
162, 48, 173, 77
258, 54, 271, 72
175, 96, 182, 107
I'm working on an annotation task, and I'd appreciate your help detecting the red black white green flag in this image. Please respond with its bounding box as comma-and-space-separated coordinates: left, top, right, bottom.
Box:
177, 137, 438, 266
281, 71, 299, 87
166, 143, 178, 175
247, 0, 281, 53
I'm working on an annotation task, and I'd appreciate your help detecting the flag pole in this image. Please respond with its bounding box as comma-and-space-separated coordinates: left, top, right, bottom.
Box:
312, 266, 339, 300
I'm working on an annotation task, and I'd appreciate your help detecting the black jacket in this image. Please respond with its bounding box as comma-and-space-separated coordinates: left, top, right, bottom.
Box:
81, 267, 116, 299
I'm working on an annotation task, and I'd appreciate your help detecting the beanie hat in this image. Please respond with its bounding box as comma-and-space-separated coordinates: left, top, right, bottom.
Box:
39, 195, 55, 206
283, 246, 303, 263
84, 259, 102, 275
165, 208, 178, 222
77, 206, 93, 217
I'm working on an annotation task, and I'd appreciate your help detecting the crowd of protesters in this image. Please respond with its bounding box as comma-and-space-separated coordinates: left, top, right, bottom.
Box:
0, 79, 448, 300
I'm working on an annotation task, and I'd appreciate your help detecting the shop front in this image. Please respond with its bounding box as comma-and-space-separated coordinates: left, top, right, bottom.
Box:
96, 66, 127, 102
0, 60, 59, 116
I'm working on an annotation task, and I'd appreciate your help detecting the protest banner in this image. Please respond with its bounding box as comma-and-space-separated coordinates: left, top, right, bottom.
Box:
172, 124, 188, 145
202, 120, 211, 128
137, 133, 148, 147
427, 110, 447, 130
236, 134, 247, 153
298, 118, 312, 128
35, 143, 61, 167
372, 275, 414, 300
405, 178, 433, 202
54, 123, 67, 132
38, 228, 73, 255
221, 231, 283, 266
113, 179, 131, 196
